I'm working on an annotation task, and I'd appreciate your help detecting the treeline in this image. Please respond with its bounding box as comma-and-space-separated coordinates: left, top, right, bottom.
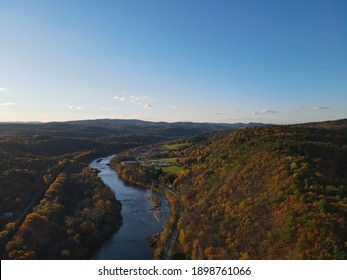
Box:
3, 167, 121, 259
172, 121, 347, 259
111, 155, 151, 187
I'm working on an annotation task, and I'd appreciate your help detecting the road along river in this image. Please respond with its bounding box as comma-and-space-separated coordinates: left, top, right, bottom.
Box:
89, 155, 170, 260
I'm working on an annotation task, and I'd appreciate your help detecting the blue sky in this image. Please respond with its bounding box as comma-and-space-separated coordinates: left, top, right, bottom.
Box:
0, 0, 346, 124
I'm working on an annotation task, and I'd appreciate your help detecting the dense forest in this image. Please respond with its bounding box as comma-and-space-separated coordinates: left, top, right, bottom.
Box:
112, 119, 347, 259
175, 120, 347, 259
3, 167, 121, 259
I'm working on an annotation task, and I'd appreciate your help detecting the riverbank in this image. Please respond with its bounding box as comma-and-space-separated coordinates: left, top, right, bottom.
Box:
109, 155, 180, 259
89, 155, 170, 260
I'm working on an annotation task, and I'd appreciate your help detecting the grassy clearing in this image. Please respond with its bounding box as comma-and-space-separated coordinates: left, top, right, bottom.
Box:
156, 165, 182, 174
163, 143, 186, 150
164, 157, 180, 163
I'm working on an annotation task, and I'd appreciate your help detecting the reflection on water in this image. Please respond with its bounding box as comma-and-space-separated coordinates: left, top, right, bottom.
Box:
89, 155, 170, 260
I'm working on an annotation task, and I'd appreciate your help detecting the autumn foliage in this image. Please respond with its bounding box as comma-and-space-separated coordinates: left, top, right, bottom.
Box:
4, 168, 121, 259
173, 121, 347, 259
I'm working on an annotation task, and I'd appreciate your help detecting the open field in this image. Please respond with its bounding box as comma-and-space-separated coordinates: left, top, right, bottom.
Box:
155, 165, 182, 174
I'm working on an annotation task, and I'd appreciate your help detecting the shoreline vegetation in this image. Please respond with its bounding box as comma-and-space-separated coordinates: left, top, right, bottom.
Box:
110, 154, 181, 259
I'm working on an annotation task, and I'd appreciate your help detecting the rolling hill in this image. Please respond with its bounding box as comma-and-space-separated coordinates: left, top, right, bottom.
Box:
170, 119, 347, 259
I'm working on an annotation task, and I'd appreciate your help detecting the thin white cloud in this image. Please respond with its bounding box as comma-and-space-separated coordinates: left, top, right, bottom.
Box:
115, 94, 154, 107
309, 105, 329, 111
130, 96, 141, 101
2, 102, 16, 106
253, 109, 277, 115
131, 95, 151, 104
68, 105, 85, 111
0, 88, 9, 92
144, 104, 152, 109
113, 96, 126, 101
101, 107, 112, 111
293, 105, 329, 112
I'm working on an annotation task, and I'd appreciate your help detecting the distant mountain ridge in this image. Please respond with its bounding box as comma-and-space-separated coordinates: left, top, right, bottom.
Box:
0, 118, 267, 137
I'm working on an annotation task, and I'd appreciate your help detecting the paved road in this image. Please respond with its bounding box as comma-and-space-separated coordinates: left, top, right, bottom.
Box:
154, 182, 182, 260
14, 177, 46, 228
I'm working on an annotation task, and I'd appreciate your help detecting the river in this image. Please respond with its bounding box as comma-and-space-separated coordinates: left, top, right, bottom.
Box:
89, 155, 171, 260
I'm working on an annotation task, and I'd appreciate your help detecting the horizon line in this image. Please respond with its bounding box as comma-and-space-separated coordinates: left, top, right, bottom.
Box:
0, 117, 346, 126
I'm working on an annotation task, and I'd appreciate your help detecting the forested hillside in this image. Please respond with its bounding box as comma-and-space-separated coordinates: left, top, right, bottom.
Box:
3, 167, 121, 259
173, 120, 347, 259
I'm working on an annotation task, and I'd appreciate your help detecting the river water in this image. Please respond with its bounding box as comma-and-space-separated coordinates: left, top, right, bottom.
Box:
89, 155, 170, 260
